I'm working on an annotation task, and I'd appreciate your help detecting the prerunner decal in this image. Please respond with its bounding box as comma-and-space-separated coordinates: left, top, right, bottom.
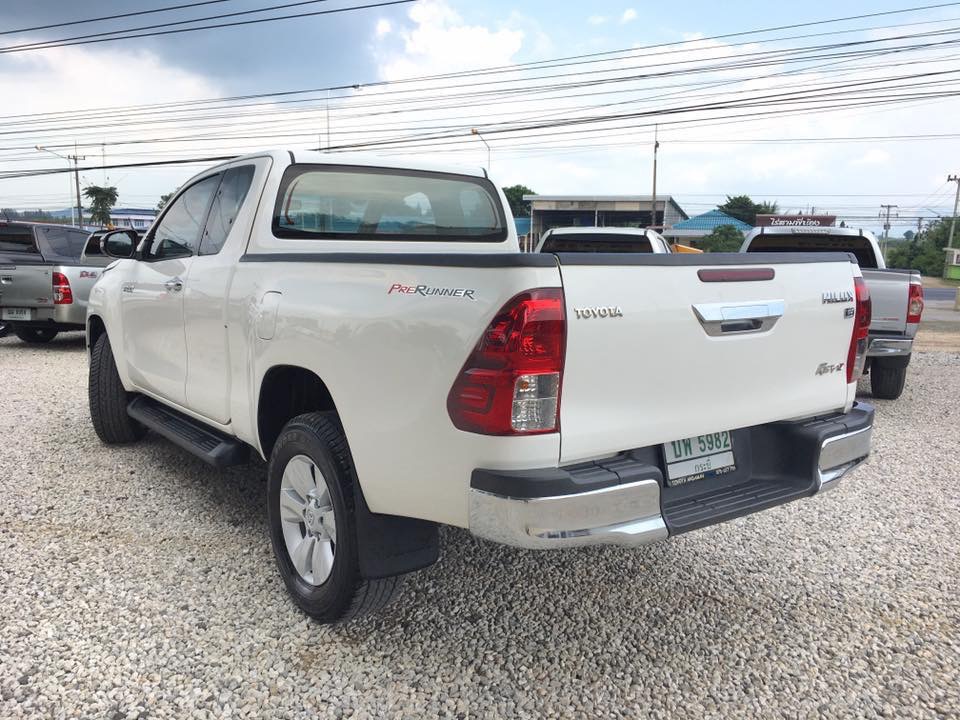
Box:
388, 283, 476, 299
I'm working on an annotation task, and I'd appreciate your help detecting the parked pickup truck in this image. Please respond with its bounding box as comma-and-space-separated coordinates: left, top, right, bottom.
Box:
535, 226, 671, 253
0, 222, 113, 343
741, 226, 923, 400
87, 150, 874, 623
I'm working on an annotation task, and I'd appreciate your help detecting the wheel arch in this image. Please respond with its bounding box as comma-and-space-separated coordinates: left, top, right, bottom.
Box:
87, 314, 107, 353
257, 364, 338, 459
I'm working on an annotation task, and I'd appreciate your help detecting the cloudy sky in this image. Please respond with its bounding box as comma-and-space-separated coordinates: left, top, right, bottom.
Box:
1, 0, 959, 232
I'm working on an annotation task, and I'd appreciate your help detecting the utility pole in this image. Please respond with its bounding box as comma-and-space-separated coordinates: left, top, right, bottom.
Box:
650, 124, 660, 230
948, 174, 960, 248
36, 145, 85, 228
879, 204, 898, 261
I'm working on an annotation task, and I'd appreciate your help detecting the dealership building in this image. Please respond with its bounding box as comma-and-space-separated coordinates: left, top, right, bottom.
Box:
522, 194, 688, 249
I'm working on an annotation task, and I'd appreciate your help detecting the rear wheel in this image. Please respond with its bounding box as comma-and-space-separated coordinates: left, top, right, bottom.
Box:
15, 327, 58, 343
870, 359, 908, 400
267, 412, 401, 623
89, 333, 146, 444
0, 322, 8, 338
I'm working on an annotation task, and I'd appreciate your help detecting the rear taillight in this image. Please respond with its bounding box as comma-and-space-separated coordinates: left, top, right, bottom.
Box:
447, 288, 565, 435
846, 276, 871, 384
52, 272, 73, 305
907, 282, 924, 324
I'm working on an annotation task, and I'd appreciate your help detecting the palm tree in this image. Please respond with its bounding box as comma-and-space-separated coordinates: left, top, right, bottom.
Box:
82, 185, 119, 227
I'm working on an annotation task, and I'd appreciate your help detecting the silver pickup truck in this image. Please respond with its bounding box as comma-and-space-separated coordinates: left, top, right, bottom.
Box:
0, 222, 113, 343
741, 226, 923, 400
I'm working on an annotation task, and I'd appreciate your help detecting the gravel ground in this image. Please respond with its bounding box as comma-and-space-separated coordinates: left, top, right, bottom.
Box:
1, 333, 958, 719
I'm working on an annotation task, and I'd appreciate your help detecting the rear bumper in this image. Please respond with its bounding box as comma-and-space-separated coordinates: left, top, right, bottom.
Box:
0, 305, 85, 329
469, 403, 874, 549
867, 336, 913, 358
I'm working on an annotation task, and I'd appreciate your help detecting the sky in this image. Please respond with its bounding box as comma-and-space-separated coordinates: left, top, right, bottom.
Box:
1, 0, 959, 232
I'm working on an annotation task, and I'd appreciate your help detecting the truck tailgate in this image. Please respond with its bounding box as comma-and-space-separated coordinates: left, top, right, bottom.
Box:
557, 254, 857, 463
862, 268, 916, 334
0, 262, 54, 316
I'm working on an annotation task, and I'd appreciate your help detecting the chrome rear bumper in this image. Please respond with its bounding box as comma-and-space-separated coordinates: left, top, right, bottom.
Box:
867, 337, 913, 357
470, 404, 874, 549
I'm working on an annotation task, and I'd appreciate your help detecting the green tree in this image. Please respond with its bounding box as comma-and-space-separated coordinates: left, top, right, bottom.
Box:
886, 219, 951, 276
156, 192, 175, 212
82, 185, 119, 227
502, 184, 535, 217
716, 195, 779, 225
699, 224, 745, 252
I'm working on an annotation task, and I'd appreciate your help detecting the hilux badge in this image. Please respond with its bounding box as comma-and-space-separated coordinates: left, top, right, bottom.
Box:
822, 291, 854, 304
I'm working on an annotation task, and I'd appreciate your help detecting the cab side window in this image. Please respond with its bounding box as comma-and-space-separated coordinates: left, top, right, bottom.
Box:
146, 174, 221, 260
200, 165, 255, 256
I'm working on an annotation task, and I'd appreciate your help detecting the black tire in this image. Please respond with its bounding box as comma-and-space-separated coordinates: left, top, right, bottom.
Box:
0, 322, 8, 338
89, 333, 146, 444
15, 327, 58, 343
267, 412, 401, 623
870, 360, 908, 400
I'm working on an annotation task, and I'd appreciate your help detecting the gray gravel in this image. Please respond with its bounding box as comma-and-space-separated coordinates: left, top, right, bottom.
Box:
1, 332, 958, 719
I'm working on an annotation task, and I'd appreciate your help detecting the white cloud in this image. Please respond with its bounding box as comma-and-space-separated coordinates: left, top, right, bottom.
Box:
378, 0, 523, 79
375, 18, 392, 38
588, 15, 607, 26
853, 149, 891, 166
621, 8, 638, 24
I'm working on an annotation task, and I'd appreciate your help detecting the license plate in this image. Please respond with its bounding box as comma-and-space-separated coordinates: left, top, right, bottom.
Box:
1, 307, 30, 321
663, 431, 736, 486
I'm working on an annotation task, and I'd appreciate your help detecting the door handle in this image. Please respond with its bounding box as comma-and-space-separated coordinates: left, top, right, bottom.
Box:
693, 300, 784, 336
164, 278, 183, 293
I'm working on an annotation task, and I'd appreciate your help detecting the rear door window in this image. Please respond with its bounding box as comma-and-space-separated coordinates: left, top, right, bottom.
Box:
0, 225, 38, 254
273, 165, 506, 242
199, 165, 255, 256
746, 233, 878, 268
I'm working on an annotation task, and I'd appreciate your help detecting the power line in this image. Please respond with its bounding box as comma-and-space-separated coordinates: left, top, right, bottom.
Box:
0, 0, 234, 36
0, 0, 416, 55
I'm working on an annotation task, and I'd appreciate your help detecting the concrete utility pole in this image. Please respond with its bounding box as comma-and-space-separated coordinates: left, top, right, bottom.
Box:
650, 124, 660, 230
36, 145, 85, 228
879, 204, 898, 260
948, 174, 960, 248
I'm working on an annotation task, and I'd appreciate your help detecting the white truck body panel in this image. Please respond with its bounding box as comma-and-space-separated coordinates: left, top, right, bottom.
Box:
558, 259, 859, 463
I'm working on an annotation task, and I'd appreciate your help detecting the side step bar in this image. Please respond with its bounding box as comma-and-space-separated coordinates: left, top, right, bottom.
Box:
127, 396, 248, 467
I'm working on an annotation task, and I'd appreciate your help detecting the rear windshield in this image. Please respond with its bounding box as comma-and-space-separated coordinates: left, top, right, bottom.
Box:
0, 225, 38, 254
745, 233, 877, 268
540, 233, 653, 253
273, 165, 507, 242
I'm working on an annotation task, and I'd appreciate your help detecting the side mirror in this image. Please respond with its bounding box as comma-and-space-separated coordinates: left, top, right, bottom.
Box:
100, 229, 138, 259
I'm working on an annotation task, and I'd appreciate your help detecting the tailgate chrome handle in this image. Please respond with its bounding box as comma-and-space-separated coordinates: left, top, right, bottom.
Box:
693, 300, 784, 336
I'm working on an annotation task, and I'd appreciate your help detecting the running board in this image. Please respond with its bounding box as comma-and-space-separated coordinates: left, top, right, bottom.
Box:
127, 396, 247, 467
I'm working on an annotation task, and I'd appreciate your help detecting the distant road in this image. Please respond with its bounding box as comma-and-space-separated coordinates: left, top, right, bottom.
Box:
925, 287, 957, 302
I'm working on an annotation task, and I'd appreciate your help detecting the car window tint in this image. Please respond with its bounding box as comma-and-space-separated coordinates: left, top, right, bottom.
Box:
40, 226, 77, 260
200, 165, 255, 256
273, 166, 506, 241
0, 225, 38, 254
147, 174, 220, 259
67, 230, 89, 257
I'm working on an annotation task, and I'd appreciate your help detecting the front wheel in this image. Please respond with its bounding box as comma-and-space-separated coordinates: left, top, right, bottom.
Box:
89, 333, 146, 444
267, 412, 401, 623
870, 359, 908, 400
15, 327, 58, 343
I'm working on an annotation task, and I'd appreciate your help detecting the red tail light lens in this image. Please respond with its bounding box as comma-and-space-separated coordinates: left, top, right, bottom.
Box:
906, 282, 924, 324
447, 288, 566, 435
52, 271, 73, 305
846, 276, 871, 384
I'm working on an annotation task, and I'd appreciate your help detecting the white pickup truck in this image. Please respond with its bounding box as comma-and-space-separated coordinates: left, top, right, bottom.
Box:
87, 150, 874, 623
535, 226, 672, 253
741, 226, 923, 399
0, 223, 113, 343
